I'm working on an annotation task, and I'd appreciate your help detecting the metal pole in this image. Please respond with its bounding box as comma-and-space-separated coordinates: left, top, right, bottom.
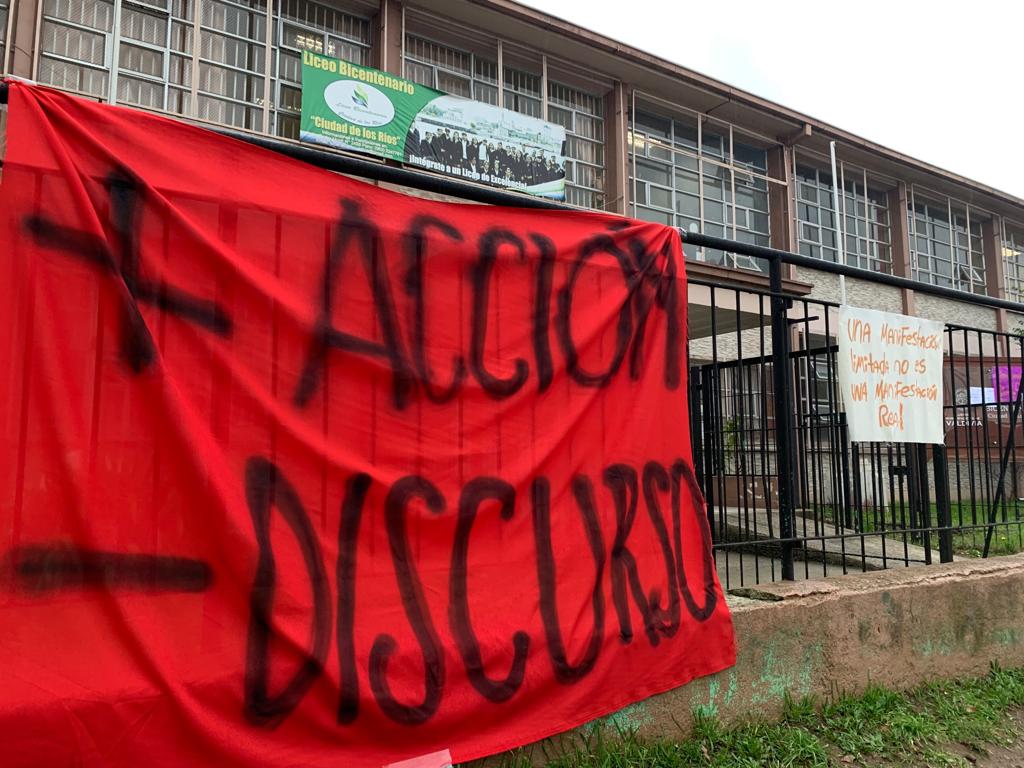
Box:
190, 0, 201, 118
399, 1, 405, 78
496, 40, 503, 109
262, 0, 273, 133
769, 255, 797, 580
830, 140, 847, 306
540, 54, 548, 121
983, 362, 1024, 557
630, 87, 636, 218
933, 444, 954, 563
916, 443, 933, 564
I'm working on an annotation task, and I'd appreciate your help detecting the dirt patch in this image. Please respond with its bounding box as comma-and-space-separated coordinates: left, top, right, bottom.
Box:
973, 711, 1024, 768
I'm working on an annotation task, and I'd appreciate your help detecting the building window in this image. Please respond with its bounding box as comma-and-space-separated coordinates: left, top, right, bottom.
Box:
273, 0, 370, 140
547, 80, 604, 210
908, 188, 987, 294
795, 164, 838, 263
196, 0, 267, 131
842, 171, 891, 272
121, 0, 192, 112
1003, 222, 1024, 302
404, 34, 497, 104
37, 0, 194, 112
795, 158, 892, 272
38, 0, 116, 100
503, 64, 541, 117
36, 0, 376, 136
628, 108, 773, 271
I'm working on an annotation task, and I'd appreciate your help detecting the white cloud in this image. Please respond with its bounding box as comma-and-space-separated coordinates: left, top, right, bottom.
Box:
518, 0, 1024, 200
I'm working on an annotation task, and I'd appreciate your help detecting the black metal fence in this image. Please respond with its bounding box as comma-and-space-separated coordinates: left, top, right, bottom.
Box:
683, 232, 1024, 589
60, 97, 1021, 592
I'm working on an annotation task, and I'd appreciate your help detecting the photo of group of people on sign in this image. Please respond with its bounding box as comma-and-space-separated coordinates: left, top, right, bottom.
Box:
405, 125, 565, 187
402, 94, 567, 197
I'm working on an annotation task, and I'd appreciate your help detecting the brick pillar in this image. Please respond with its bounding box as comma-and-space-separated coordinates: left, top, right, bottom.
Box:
889, 182, 915, 315
9, 0, 40, 79
374, 0, 403, 76
768, 145, 795, 253
603, 81, 629, 215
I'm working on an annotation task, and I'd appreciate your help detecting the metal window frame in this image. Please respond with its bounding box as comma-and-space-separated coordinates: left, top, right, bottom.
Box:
403, 31, 494, 103
628, 98, 775, 271
194, 0, 269, 131
271, 0, 371, 136
794, 150, 893, 273
908, 184, 988, 295
793, 155, 841, 264
114, 1, 177, 109
546, 77, 605, 206
1002, 218, 1024, 302
36, 4, 115, 100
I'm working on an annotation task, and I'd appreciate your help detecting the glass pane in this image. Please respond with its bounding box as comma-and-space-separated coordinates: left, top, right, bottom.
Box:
636, 159, 670, 186
676, 193, 700, 217
405, 60, 434, 89
118, 75, 163, 108
44, 0, 115, 31
636, 206, 672, 225
438, 71, 471, 97
733, 137, 767, 172
704, 199, 725, 223
673, 115, 698, 150
474, 82, 498, 106
41, 21, 106, 65
120, 42, 163, 78
701, 123, 726, 159
650, 186, 672, 209
38, 55, 109, 97
674, 168, 699, 195
635, 110, 670, 138
121, 7, 167, 45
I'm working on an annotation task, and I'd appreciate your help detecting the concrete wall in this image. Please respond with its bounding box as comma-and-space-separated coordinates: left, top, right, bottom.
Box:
915, 293, 999, 333
493, 555, 1024, 763
795, 266, 904, 313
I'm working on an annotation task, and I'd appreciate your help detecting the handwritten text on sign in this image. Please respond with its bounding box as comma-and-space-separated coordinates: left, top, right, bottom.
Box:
837, 305, 945, 443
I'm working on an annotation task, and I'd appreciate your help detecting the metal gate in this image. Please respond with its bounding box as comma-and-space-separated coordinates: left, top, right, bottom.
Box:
683, 232, 1024, 588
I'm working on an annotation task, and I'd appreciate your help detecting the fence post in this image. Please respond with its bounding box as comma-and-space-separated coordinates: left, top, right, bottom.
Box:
932, 444, 954, 563
769, 257, 797, 580
915, 443, 933, 564
691, 367, 717, 541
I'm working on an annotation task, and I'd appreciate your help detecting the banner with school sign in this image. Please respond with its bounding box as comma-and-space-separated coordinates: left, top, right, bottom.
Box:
300, 52, 567, 200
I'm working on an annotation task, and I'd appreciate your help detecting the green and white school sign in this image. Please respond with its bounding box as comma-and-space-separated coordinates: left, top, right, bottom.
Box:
300, 51, 567, 200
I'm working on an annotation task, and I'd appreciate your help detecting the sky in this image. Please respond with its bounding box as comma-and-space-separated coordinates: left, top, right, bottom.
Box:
517, 0, 1024, 200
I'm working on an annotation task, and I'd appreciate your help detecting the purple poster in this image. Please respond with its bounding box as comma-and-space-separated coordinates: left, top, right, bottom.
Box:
992, 365, 1023, 403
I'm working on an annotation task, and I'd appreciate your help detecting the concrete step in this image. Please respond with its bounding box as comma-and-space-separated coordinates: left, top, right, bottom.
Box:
712, 505, 961, 571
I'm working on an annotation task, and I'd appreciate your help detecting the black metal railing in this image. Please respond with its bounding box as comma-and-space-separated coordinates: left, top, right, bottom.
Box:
9, 79, 1022, 588
683, 232, 1024, 588
180, 121, 1024, 588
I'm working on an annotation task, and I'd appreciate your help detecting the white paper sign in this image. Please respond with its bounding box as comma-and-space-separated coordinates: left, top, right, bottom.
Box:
969, 386, 995, 405
837, 306, 945, 444
383, 749, 453, 768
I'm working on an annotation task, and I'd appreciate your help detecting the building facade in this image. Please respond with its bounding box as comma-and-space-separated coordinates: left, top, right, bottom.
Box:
3, 0, 1024, 331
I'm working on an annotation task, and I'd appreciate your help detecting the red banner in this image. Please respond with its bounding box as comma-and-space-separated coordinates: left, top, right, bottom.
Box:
0, 82, 734, 767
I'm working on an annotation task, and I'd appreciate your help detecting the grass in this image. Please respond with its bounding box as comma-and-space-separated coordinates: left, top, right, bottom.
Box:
488, 665, 1024, 768
819, 501, 1024, 558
